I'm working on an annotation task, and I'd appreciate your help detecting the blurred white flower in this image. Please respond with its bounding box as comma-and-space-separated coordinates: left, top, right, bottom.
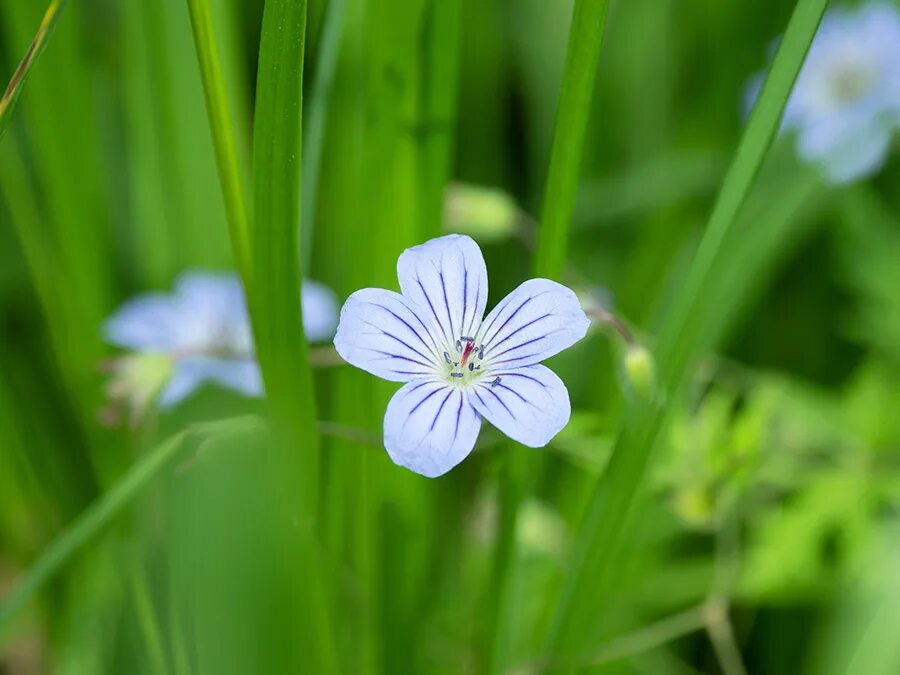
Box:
103, 271, 338, 413
334, 234, 590, 477
745, 2, 900, 184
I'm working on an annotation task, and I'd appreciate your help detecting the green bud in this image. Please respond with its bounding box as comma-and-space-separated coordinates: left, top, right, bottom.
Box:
672, 485, 715, 530
101, 352, 174, 426
624, 344, 655, 400
443, 182, 519, 242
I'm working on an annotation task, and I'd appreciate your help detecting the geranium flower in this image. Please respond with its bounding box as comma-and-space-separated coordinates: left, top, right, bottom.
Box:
334, 234, 590, 477
745, 1, 900, 184
103, 271, 338, 412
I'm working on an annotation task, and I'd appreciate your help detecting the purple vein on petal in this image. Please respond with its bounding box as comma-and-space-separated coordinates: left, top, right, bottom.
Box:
481, 313, 551, 359
362, 321, 437, 366
416, 274, 452, 345
480, 385, 516, 420
372, 303, 440, 358
430, 388, 454, 431
452, 391, 464, 443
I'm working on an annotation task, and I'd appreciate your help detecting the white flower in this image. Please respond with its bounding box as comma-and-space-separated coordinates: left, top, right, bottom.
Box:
746, 2, 900, 184
334, 234, 590, 477
103, 271, 338, 408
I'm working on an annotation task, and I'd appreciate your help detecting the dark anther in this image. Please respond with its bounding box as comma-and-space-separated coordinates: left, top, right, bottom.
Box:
444, 351, 452, 364
460, 335, 475, 342
477, 346, 484, 360
450, 372, 464, 378
455, 339, 462, 352
468, 363, 474, 371
491, 376, 501, 387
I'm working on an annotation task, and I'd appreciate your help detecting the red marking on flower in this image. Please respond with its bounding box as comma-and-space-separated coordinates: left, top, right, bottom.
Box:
460, 339, 475, 366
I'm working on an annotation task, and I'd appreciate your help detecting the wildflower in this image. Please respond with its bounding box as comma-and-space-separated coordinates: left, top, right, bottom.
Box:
334, 234, 590, 477
746, 2, 900, 184
103, 271, 338, 413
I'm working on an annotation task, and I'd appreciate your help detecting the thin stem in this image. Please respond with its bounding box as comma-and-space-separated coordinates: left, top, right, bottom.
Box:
703, 601, 748, 675
185, 0, 252, 285
508, 605, 706, 674
0, 0, 67, 142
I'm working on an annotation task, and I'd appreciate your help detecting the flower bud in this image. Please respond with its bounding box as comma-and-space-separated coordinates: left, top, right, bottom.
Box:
100, 352, 173, 426
443, 182, 519, 242
624, 344, 655, 400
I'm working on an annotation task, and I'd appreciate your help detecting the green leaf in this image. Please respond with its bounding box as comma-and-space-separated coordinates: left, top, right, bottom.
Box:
186, 0, 252, 283
250, 0, 320, 505
533, 0, 611, 280
544, 0, 829, 658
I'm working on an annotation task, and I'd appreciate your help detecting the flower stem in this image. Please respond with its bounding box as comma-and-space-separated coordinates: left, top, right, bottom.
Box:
0, 0, 67, 142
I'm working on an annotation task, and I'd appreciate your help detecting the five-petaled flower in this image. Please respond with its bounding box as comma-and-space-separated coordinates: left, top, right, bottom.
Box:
745, 1, 900, 184
334, 234, 590, 477
103, 271, 338, 412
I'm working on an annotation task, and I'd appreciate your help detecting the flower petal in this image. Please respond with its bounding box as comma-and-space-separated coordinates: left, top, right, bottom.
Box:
804, 118, 892, 184
396, 234, 488, 347
103, 294, 184, 352
301, 279, 340, 342
159, 357, 263, 408
383, 379, 482, 477
477, 279, 590, 369
174, 272, 254, 354
334, 288, 444, 382
469, 365, 570, 448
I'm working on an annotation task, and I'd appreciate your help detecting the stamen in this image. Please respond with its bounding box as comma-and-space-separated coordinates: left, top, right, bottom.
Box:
491, 376, 501, 387
444, 351, 452, 365
450, 372, 464, 378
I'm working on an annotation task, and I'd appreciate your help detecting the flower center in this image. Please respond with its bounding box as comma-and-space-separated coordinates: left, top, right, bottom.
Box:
825, 59, 875, 105
442, 335, 489, 386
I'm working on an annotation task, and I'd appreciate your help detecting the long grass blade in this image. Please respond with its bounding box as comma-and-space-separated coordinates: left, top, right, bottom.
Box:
300, 0, 347, 271
185, 0, 252, 284
0, 0, 66, 143
532, 0, 610, 280
544, 0, 829, 658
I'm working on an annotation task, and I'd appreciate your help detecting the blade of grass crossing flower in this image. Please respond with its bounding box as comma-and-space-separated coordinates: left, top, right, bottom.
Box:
186, 0, 252, 284
545, 0, 829, 659
533, 0, 610, 280
250, 2, 339, 671
0, 0, 66, 142
654, 0, 828, 385
250, 0, 320, 497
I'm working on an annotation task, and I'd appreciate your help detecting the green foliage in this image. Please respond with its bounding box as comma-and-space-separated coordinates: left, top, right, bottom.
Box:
3, 0, 900, 673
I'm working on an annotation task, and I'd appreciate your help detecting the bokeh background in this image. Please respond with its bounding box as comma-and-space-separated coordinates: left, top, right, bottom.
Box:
2, 0, 900, 673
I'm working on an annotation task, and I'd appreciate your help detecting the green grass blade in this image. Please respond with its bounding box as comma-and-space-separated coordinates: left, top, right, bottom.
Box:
185, 0, 252, 284
250, 0, 320, 501
0, 0, 66, 143
250, 2, 338, 670
0, 432, 186, 641
486, 3, 609, 669
300, 0, 346, 272
545, 0, 829, 658
533, 0, 610, 280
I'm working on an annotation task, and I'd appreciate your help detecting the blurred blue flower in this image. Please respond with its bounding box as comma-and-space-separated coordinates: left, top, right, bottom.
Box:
745, 2, 900, 184
334, 234, 590, 477
103, 271, 338, 410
